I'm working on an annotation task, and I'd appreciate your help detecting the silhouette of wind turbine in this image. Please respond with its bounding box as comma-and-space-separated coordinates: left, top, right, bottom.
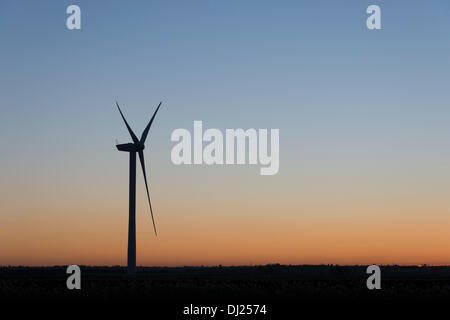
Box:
115, 101, 162, 275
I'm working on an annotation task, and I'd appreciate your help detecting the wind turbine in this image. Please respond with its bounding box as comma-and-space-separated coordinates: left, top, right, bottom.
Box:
115, 101, 162, 275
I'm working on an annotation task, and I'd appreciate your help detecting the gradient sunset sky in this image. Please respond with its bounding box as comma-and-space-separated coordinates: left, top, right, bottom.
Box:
1, 0, 450, 266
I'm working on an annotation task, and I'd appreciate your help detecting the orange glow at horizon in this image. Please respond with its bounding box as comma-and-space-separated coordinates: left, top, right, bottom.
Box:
1, 165, 450, 266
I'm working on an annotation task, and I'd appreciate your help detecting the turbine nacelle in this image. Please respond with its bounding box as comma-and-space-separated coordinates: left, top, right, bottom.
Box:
116, 142, 144, 152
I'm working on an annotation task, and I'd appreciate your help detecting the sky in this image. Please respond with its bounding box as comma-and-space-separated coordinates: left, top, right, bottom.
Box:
1, 0, 450, 266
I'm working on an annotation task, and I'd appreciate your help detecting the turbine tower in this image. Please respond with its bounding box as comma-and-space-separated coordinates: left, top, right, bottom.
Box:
115, 101, 162, 275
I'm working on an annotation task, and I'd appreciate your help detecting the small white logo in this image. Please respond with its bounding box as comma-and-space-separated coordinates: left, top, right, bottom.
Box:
66, 5, 81, 30
66, 265, 81, 290
366, 264, 381, 290
366, 5, 381, 30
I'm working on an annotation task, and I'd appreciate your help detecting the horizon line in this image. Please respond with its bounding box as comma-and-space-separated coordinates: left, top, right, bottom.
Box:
2, 263, 449, 268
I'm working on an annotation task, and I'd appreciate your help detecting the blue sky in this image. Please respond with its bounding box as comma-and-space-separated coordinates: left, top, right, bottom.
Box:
1, 0, 450, 194
1, 1, 450, 147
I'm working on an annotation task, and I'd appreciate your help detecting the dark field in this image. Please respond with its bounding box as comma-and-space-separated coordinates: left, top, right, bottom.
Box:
1, 265, 450, 316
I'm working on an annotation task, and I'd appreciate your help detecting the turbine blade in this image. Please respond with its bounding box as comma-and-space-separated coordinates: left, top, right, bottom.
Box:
138, 150, 157, 236
116, 102, 140, 145
140, 102, 162, 144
